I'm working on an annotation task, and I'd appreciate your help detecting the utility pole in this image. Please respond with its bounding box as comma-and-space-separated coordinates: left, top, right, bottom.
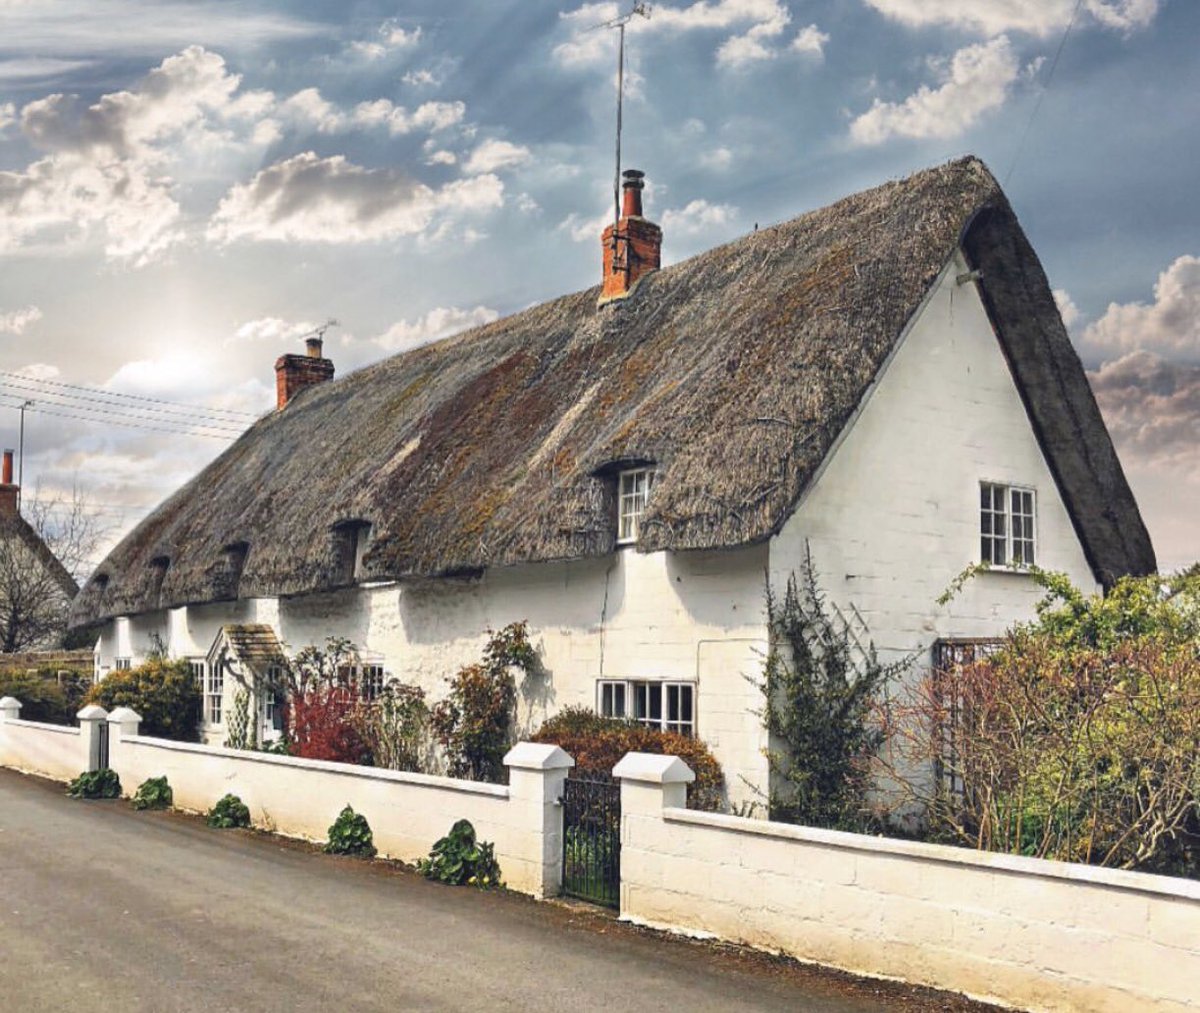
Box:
17, 399, 32, 515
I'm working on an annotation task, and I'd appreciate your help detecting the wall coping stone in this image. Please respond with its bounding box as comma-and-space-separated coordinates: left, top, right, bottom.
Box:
4, 717, 81, 736
503, 742, 574, 771
124, 734, 511, 798
664, 807, 1200, 903
613, 753, 695, 784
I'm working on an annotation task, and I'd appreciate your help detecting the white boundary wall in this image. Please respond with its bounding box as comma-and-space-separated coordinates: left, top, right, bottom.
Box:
0, 699, 573, 899
107, 711, 570, 896
615, 754, 1200, 1013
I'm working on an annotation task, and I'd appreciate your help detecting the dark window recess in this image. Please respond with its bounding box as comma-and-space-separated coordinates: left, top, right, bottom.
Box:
149, 556, 170, 605
330, 520, 372, 585
215, 542, 249, 599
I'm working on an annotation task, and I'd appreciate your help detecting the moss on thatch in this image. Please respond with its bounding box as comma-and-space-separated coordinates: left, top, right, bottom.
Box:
70, 156, 1154, 627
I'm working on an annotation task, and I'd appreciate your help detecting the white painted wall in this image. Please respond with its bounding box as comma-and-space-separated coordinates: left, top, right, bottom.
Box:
618, 762, 1200, 1013
771, 253, 1097, 652
770, 253, 1098, 663
91, 545, 769, 807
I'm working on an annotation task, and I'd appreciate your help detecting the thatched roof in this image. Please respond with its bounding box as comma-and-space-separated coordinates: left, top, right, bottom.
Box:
3, 516, 79, 602
70, 156, 1154, 627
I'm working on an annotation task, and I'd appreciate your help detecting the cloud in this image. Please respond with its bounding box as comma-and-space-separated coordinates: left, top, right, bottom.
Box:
1089, 351, 1200, 473
715, 6, 791, 69
791, 24, 829, 58
1053, 288, 1081, 330
207, 152, 504, 245
849, 36, 1019, 145
0, 46, 265, 261
402, 69, 440, 88
1081, 255, 1200, 361
425, 149, 457, 166
860, 0, 1159, 37
699, 147, 733, 171
0, 102, 13, 132
0, 58, 94, 82
350, 22, 422, 60
0, 305, 43, 335
230, 317, 317, 345
661, 198, 737, 234
0, 1, 320, 59
375, 305, 500, 353
559, 210, 611, 244
554, 1, 799, 70
348, 98, 466, 135
463, 139, 532, 175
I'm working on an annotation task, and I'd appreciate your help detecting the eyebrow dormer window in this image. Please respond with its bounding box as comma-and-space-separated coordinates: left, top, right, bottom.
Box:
617, 468, 655, 544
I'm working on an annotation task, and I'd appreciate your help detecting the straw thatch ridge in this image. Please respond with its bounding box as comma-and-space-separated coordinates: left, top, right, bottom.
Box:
70, 156, 1154, 628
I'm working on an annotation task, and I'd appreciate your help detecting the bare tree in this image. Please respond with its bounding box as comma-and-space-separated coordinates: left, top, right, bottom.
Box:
0, 484, 111, 653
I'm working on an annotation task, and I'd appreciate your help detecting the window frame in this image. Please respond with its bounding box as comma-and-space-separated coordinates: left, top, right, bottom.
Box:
113, 657, 132, 671
596, 678, 696, 737
616, 468, 656, 545
204, 661, 224, 726
979, 481, 1037, 570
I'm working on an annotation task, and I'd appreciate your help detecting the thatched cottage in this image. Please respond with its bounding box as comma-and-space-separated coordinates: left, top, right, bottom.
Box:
0, 450, 80, 654
70, 157, 1154, 804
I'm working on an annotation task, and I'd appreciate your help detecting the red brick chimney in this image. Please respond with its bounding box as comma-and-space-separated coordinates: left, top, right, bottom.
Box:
600, 169, 662, 304
275, 336, 335, 409
0, 450, 17, 519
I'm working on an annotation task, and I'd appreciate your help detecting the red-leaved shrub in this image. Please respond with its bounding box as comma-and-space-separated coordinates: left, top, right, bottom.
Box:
531, 707, 725, 811
286, 685, 371, 765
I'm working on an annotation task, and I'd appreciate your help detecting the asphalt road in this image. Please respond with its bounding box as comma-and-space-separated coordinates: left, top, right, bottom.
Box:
0, 768, 990, 1012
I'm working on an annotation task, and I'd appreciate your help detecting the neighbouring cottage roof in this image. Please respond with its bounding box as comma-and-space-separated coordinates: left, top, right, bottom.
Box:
70, 157, 1155, 628
3, 515, 79, 603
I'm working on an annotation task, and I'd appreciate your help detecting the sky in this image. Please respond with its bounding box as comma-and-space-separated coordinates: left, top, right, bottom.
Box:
0, 0, 1196, 576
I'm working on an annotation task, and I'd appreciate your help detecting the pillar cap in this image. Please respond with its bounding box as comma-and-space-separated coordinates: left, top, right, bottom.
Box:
503, 742, 575, 771
0, 696, 21, 712
76, 704, 109, 721
613, 752, 695, 784
107, 706, 142, 724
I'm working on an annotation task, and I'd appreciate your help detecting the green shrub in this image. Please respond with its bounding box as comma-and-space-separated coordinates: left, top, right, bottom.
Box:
206, 793, 251, 829
532, 707, 726, 811
66, 768, 121, 799
418, 819, 502, 888
0, 671, 76, 725
431, 623, 533, 783
759, 555, 907, 830
131, 775, 173, 811
324, 805, 377, 857
86, 657, 201, 741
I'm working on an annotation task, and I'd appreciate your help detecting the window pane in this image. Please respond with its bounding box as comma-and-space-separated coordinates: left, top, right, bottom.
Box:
648, 683, 662, 721
667, 684, 679, 722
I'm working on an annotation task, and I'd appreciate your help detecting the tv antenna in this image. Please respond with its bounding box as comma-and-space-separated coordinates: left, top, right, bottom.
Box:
589, 2, 651, 231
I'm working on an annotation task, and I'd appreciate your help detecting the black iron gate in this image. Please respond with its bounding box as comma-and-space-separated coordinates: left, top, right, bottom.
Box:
96, 721, 110, 770
561, 775, 620, 908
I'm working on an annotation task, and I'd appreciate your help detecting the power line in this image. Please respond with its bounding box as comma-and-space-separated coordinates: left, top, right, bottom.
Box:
0, 369, 260, 420
0, 373, 260, 427
0, 393, 243, 440
0, 387, 248, 436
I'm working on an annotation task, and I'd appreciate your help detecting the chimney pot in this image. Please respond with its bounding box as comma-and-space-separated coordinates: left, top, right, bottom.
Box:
2, 450, 11, 486
600, 168, 662, 305
305, 336, 323, 358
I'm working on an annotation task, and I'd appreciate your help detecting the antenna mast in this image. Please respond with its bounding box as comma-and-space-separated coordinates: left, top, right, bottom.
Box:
592, 2, 651, 230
